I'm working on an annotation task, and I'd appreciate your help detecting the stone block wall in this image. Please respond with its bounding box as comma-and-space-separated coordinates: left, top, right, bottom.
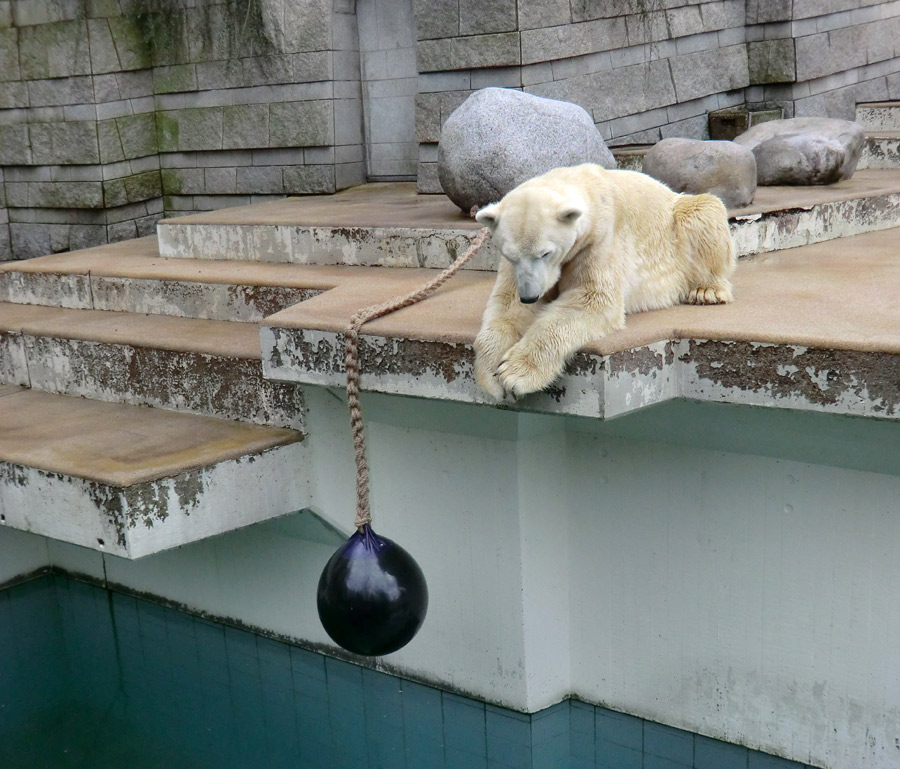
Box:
1, 0, 899, 258
415, 0, 900, 191
0, 0, 365, 260
0, 3, 161, 258
415, 0, 752, 190
745, 0, 900, 119
357, 0, 418, 180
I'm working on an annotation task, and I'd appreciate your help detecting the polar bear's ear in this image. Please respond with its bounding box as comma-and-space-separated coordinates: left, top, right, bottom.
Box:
557, 205, 584, 224
475, 204, 500, 230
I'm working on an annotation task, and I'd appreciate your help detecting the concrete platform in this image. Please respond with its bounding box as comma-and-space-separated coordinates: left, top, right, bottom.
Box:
262, 227, 900, 421
0, 237, 338, 322
0, 303, 304, 428
859, 132, 900, 170
156, 170, 900, 265
856, 101, 900, 130
0, 388, 308, 558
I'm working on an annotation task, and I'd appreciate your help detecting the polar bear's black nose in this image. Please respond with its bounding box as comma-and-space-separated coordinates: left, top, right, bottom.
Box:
520, 295, 539, 304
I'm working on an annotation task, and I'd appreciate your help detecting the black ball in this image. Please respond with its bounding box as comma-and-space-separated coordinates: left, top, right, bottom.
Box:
317, 524, 428, 656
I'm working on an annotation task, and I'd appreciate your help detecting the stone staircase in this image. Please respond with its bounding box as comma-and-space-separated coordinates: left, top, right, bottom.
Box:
2, 102, 899, 558
857, 102, 900, 169
0, 239, 330, 557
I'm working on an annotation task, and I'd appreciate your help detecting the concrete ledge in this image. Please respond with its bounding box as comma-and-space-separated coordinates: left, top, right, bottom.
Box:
611, 145, 649, 171
157, 171, 900, 265
263, 329, 900, 421
858, 133, 900, 170
856, 103, 900, 131
0, 237, 338, 321
261, 227, 900, 421
0, 303, 304, 429
0, 388, 309, 558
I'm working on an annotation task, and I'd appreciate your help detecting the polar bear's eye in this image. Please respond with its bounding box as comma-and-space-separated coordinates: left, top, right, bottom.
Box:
539, 250, 552, 259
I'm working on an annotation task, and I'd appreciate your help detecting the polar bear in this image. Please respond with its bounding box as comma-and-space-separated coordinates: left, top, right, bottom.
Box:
473, 163, 735, 399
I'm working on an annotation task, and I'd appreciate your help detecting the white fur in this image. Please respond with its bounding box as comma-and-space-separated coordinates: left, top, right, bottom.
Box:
474, 164, 736, 399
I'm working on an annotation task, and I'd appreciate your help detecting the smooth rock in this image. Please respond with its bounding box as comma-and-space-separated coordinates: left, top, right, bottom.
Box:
642, 138, 757, 208
733, 117, 865, 185
438, 87, 616, 213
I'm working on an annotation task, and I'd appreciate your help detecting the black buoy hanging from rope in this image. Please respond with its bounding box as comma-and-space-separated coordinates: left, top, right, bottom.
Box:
317, 229, 490, 656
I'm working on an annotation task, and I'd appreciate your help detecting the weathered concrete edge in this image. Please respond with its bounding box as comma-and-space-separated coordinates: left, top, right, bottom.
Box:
856, 105, 900, 131
159, 192, 900, 266
858, 136, 900, 170
729, 191, 900, 255
0, 268, 322, 322
157, 222, 501, 270
261, 327, 900, 421
0, 440, 311, 559
0, 331, 305, 430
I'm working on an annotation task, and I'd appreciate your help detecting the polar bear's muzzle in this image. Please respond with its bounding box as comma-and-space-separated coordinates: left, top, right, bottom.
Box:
515, 259, 555, 304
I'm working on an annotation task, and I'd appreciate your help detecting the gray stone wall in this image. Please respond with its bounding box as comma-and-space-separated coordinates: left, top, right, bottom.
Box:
745, 0, 900, 119
0, 0, 366, 260
357, 0, 418, 180
1, 0, 899, 259
415, 0, 900, 191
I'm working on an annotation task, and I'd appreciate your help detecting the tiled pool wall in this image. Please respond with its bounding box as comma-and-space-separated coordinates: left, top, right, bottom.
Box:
0, 573, 822, 769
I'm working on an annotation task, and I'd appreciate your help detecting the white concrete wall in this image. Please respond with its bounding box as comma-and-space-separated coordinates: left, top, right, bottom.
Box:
565, 423, 900, 769
3, 388, 899, 769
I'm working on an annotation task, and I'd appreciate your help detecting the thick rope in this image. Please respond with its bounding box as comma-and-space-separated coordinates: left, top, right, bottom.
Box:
346, 228, 490, 530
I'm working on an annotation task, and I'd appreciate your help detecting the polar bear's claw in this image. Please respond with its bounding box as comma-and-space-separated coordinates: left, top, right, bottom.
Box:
687, 285, 733, 305
478, 370, 506, 401
497, 351, 554, 397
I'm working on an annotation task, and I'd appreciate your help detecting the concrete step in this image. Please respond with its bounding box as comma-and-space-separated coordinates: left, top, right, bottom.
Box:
157, 182, 500, 269
858, 132, 900, 170
0, 386, 308, 558
0, 303, 303, 429
856, 101, 900, 130
156, 171, 900, 264
261, 227, 900, 422
611, 145, 649, 171
0, 236, 336, 322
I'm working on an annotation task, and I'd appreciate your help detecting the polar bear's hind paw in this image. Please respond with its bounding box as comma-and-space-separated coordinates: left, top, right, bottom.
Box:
687, 284, 733, 305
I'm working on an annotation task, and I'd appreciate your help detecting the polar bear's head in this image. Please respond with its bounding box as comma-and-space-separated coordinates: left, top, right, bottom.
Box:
476, 186, 588, 304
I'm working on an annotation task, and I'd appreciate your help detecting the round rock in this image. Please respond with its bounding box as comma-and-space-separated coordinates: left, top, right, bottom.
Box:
438, 87, 616, 213
642, 138, 757, 208
733, 117, 865, 185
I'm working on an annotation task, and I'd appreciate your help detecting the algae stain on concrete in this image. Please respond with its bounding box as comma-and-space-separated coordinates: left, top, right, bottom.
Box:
130, 0, 276, 67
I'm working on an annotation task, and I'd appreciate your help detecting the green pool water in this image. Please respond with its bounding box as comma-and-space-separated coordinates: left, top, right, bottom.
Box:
0, 573, 549, 769
0, 572, 815, 769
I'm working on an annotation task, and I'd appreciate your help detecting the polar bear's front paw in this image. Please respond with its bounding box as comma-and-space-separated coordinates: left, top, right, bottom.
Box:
475, 358, 506, 400
497, 346, 559, 397
474, 327, 519, 400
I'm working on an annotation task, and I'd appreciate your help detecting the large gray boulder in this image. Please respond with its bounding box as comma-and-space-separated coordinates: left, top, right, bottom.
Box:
642, 138, 757, 208
438, 88, 616, 213
733, 117, 865, 185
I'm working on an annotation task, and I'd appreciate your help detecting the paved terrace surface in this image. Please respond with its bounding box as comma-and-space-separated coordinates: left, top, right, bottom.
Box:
161, 169, 900, 225
261, 226, 900, 421
264, 227, 900, 356
0, 386, 307, 558
0, 387, 299, 487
